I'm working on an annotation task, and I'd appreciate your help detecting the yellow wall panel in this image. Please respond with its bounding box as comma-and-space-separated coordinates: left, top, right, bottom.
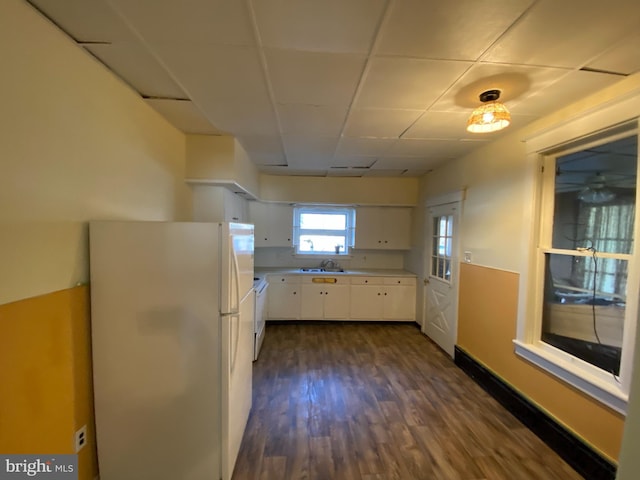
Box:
0, 286, 98, 480
458, 263, 624, 462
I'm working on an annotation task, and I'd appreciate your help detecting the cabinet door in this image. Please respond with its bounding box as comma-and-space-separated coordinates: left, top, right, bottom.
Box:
323, 284, 350, 319
267, 278, 300, 319
249, 203, 293, 247
383, 283, 416, 321
350, 285, 384, 319
354, 207, 381, 249
354, 207, 411, 250
300, 283, 325, 319
383, 208, 411, 250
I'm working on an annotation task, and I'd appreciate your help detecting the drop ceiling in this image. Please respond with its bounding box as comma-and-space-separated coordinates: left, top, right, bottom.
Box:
26, 0, 640, 177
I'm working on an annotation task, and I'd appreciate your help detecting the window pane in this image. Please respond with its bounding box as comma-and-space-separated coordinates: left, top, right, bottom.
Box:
542, 253, 625, 375
299, 234, 346, 253
553, 135, 636, 254
300, 213, 346, 230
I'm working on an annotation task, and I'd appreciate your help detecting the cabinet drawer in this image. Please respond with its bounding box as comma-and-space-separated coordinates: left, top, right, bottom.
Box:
350, 276, 384, 286
268, 275, 300, 284
383, 277, 416, 286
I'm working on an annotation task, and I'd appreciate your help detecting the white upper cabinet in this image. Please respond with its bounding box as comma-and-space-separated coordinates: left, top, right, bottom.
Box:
249, 202, 293, 247
354, 207, 411, 250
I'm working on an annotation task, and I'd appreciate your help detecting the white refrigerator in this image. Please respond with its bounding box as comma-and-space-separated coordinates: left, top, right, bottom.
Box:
89, 221, 254, 480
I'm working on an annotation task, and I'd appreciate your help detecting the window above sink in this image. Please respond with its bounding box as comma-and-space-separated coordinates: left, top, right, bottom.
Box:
293, 206, 355, 256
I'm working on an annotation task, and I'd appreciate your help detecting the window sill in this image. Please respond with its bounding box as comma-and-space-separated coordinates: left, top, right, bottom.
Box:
513, 340, 628, 415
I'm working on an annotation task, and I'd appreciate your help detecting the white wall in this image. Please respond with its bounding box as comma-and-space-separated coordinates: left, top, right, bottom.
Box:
0, 0, 192, 304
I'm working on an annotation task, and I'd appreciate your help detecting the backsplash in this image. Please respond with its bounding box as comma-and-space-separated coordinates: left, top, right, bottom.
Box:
254, 247, 405, 270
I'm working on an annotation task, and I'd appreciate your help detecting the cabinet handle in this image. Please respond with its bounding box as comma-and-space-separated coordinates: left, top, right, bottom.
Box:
384, 292, 387, 296
377, 293, 381, 296
293, 291, 297, 295
320, 292, 323, 295
397, 280, 401, 284
365, 280, 368, 283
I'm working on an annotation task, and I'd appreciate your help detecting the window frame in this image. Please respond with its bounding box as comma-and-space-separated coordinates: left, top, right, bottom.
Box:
516, 116, 640, 415
293, 205, 355, 256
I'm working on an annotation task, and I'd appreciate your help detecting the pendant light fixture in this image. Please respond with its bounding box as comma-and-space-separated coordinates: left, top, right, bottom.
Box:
466, 89, 511, 133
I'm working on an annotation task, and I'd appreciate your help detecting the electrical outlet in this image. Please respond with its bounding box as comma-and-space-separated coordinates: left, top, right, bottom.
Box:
464, 251, 472, 263
75, 425, 87, 453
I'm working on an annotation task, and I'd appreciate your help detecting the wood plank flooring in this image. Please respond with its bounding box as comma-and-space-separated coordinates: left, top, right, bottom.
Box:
232, 322, 583, 480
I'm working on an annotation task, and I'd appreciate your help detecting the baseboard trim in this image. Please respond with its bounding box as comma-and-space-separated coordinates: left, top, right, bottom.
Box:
454, 346, 616, 480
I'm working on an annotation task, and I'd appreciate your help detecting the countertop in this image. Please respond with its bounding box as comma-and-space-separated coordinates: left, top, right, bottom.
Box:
254, 267, 417, 284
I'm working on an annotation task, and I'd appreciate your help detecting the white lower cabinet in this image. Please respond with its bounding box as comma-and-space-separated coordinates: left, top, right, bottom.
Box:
267, 276, 300, 320
266, 274, 416, 322
350, 276, 416, 321
300, 277, 350, 320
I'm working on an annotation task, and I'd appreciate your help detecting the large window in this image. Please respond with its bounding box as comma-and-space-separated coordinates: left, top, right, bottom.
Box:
519, 126, 639, 413
293, 206, 355, 255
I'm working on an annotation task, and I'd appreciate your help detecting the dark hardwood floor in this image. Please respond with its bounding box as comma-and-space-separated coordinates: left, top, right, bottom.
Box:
232, 322, 582, 480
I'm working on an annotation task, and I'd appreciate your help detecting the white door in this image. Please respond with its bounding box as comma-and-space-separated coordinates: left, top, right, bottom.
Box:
423, 202, 460, 357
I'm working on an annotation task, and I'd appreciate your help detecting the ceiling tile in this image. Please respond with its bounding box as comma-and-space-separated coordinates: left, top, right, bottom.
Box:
283, 135, 338, 159
336, 137, 397, 157
387, 138, 488, 158
509, 70, 623, 116
377, 0, 534, 60
403, 111, 476, 139
144, 99, 224, 134
107, 0, 254, 45
154, 44, 278, 135
343, 108, 423, 138
363, 169, 407, 177
27, 0, 135, 42
586, 31, 640, 76
252, 0, 386, 54
236, 135, 284, 155
430, 62, 572, 113
356, 57, 472, 109
278, 104, 348, 136
245, 152, 287, 166
85, 43, 186, 99
484, 0, 640, 68
327, 169, 365, 177
266, 49, 366, 106
331, 156, 377, 168
371, 157, 444, 171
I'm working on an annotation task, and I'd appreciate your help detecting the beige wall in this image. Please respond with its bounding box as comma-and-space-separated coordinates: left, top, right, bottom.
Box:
1, 2, 193, 479
259, 174, 419, 206
413, 73, 640, 463
1, 0, 191, 305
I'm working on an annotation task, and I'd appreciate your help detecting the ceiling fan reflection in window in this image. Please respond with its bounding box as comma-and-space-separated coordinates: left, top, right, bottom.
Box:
555, 170, 637, 204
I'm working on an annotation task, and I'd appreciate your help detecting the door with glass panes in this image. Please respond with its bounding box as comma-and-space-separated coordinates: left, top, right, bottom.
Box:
424, 202, 459, 357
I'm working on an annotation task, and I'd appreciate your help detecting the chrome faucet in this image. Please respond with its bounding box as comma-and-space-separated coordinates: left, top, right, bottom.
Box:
320, 258, 337, 270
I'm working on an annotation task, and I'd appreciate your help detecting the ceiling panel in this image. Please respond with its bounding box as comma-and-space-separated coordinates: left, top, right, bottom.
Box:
430, 62, 574, 114
278, 104, 348, 136
266, 49, 367, 106
377, 0, 534, 61
403, 111, 477, 139
387, 138, 487, 158
85, 43, 186, 99
371, 157, 443, 172
336, 137, 397, 157
586, 31, 640, 76
153, 43, 278, 135
145, 98, 224, 134
28, 0, 135, 42
327, 168, 365, 177
24, 0, 640, 178
508, 70, 622, 116
356, 57, 472, 109
484, 0, 640, 68
251, 0, 386, 54
343, 108, 423, 138
106, 0, 254, 45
